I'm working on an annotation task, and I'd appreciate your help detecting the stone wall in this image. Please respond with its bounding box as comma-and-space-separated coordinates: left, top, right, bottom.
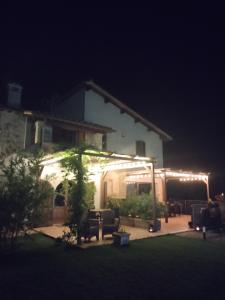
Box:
0, 110, 25, 159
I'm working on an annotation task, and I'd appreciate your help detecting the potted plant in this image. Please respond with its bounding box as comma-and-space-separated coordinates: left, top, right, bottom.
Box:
112, 227, 130, 246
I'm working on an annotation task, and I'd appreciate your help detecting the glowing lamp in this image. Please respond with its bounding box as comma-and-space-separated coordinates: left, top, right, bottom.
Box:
148, 219, 161, 232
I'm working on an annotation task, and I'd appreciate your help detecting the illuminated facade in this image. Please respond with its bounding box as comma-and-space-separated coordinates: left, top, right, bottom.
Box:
1, 81, 209, 224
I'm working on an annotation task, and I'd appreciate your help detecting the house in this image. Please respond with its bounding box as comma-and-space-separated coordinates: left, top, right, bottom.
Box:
0, 81, 209, 224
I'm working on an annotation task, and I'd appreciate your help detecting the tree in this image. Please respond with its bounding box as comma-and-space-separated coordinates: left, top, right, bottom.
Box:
61, 145, 95, 245
0, 152, 54, 249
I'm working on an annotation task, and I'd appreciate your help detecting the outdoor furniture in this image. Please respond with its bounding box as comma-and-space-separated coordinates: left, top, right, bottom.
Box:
201, 204, 222, 229
185, 200, 208, 215
80, 211, 100, 241
101, 210, 120, 239
189, 201, 225, 239
113, 231, 130, 246
168, 202, 182, 217
89, 208, 113, 221
190, 203, 208, 229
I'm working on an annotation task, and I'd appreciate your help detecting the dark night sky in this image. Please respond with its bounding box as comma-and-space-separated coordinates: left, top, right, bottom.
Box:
1, 4, 225, 194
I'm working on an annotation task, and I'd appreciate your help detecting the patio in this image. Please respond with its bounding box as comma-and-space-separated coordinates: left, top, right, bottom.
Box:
35, 215, 192, 248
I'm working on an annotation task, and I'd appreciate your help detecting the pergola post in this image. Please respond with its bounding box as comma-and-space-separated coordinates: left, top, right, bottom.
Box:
162, 172, 167, 203
206, 175, 210, 202
150, 162, 157, 227
162, 173, 169, 223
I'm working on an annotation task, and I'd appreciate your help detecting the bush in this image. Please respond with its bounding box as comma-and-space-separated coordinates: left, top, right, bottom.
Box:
106, 197, 124, 209
61, 146, 97, 245
85, 182, 96, 209
33, 180, 54, 227
0, 153, 54, 249
120, 193, 165, 220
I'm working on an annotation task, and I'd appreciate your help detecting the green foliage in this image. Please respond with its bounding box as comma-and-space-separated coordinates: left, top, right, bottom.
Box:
34, 180, 54, 226
56, 226, 78, 249
106, 197, 124, 209
61, 145, 96, 245
120, 193, 165, 220
0, 152, 54, 249
85, 182, 96, 209
106, 194, 165, 220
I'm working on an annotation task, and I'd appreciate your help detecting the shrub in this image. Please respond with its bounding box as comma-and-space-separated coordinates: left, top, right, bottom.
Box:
0, 153, 54, 249
85, 181, 96, 209
61, 145, 97, 245
120, 193, 165, 220
106, 197, 124, 209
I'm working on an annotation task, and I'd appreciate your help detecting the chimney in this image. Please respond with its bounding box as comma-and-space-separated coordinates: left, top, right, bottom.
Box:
7, 82, 23, 109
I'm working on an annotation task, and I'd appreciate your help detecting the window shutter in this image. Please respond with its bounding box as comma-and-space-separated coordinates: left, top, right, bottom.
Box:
42, 126, 53, 144
35, 121, 44, 144
102, 134, 107, 151
136, 141, 146, 156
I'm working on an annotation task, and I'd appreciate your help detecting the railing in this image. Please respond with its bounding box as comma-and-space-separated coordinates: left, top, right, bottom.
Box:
168, 199, 208, 215
184, 200, 208, 215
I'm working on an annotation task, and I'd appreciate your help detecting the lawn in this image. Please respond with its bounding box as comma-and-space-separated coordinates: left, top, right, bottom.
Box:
1, 233, 225, 300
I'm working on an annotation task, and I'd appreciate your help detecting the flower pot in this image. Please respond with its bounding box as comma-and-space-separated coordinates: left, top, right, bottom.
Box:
112, 232, 130, 246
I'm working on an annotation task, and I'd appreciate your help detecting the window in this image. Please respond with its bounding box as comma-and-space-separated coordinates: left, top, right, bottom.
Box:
136, 141, 146, 156
52, 126, 77, 146
126, 183, 152, 196
127, 183, 138, 196
138, 183, 151, 195
54, 181, 73, 207
42, 126, 53, 143
54, 183, 66, 207
102, 134, 107, 151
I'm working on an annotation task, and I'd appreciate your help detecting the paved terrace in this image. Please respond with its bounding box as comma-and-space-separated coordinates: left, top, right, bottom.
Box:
35, 215, 192, 248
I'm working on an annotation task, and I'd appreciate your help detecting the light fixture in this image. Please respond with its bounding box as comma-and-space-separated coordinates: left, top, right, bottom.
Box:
148, 220, 161, 232
149, 225, 154, 232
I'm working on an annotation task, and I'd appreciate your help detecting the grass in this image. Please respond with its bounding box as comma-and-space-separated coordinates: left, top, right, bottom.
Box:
1, 233, 225, 300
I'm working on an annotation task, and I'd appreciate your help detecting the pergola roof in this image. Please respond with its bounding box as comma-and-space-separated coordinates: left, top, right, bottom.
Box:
155, 168, 209, 182
23, 111, 114, 133
41, 149, 155, 167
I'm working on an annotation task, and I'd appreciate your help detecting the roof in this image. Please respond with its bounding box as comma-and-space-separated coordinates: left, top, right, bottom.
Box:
56, 81, 173, 142
41, 150, 155, 167
23, 111, 114, 134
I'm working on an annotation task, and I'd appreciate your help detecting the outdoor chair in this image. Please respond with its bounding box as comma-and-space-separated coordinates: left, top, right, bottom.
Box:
173, 201, 182, 215
80, 211, 100, 241
101, 210, 120, 240
168, 201, 182, 216
198, 205, 225, 239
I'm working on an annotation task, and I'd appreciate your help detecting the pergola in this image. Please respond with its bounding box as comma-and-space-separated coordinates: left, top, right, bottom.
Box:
125, 168, 210, 202
41, 150, 210, 228
155, 168, 210, 202
41, 150, 158, 227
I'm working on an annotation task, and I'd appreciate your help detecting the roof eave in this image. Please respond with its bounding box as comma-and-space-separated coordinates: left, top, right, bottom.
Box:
23, 111, 114, 134
85, 81, 173, 142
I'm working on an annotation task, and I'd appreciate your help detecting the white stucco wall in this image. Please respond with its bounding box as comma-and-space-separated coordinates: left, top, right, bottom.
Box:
84, 90, 163, 168
104, 171, 127, 199
54, 89, 85, 121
